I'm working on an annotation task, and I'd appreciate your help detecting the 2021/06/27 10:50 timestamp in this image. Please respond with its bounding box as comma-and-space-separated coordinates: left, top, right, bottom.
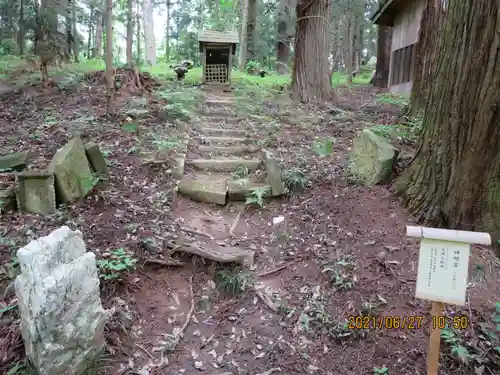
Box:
348, 315, 469, 329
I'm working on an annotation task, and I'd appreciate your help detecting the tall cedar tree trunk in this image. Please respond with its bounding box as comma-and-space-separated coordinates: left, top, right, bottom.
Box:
398, 0, 500, 242
18, 0, 24, 55
72, 0, 79, 62
105, 0, 115, 114
175, 6, 180, 53
142, 0, 156, 65
87, 6, 93, 58
372, 25, 392, 87
238, 0, 249, 70
165, 0, 170, 62
276, 0, 290, 74
95, 11, 103, 57
410, 0, 445, 115
246, 0, 257, 61
345, 15, 353, 83
136, 0, 141, 65
291, 0, 332, 102
126, 0, 133, 67
65, 15, 72, 62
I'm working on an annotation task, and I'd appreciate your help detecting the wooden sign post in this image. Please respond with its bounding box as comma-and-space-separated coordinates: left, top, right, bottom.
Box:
406, 226, 491, 375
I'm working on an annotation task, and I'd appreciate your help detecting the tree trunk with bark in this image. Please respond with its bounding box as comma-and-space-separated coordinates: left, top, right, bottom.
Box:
87, 6, 93, 58
238, 0, 249, 71
397, 0, 500, 243
372, 25, 392, 87
165, 0, 170, 62
276, 0, 290, 74
246, 0, 257, 61
126, 0, 134, 67
18, 0, 24, 55
71, 0, 79, 62
105, 0, 115, 114
345, 15, 353, 83
136, 0, 141, 65
410, 0, 445, 115
291, 0, 332, 102
95, 10, 103, 57
142, 0, 156, 65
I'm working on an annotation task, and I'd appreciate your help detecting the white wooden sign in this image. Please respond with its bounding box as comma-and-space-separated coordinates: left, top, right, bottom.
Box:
407, 226, 491, 306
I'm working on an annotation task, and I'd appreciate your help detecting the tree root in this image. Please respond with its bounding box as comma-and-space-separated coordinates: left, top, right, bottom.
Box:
85, 67, 161, 94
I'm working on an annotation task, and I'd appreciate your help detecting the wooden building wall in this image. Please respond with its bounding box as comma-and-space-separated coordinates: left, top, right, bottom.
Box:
388, 0, 426, 94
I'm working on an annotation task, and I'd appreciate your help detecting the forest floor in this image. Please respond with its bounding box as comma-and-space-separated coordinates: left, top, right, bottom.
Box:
1, 62, 500, 375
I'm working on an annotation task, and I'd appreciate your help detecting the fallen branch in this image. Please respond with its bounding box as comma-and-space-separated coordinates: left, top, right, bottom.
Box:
181, 275, 195, 334
173, 241, 254, 267
200, 333, 216, 349
254, 289, 278, 312
229, 210, 242, 236
181, 226, 214, 240
145, 258, 185, 267
257, 256, 306, 278
160, 275, 195, 353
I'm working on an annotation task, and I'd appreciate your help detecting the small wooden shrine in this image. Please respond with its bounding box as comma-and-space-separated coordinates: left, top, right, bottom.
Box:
197, 30, 239, 85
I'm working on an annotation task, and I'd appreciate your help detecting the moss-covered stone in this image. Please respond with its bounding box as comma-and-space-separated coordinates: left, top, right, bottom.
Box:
187, 158, 261, 172
84, 142, 109, 178
16, 171, 56, 215
347, 129, 399, 186
0, 151, 30, 172
263, 150, 286, 196
178, 177, 228, 205
227, 179, 271, 201
49, 137, 94, 204
0, 185, 16, 213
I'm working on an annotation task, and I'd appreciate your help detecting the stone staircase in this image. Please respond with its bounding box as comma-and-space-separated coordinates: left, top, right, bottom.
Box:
177, 90, 286, 205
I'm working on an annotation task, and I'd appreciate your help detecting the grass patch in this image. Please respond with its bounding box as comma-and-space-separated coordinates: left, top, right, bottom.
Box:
376, 92, 409, 106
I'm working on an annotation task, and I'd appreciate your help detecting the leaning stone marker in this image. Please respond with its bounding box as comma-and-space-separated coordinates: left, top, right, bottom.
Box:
347, 129, 399, 186
49, 137, 95, 204
15, 226, 106, 375
0, 184, 16, 213
16, 171, 56, 214
84, 142, 109, 178
0, 151, 30, 171
263, 150, 286, 197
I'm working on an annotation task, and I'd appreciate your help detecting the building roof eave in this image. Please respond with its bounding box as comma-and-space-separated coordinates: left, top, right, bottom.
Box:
370, 0, 399, 26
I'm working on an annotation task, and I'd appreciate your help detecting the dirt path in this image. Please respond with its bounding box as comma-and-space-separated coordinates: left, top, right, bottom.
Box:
2, 79, 500, 375
118, 86, 500, 375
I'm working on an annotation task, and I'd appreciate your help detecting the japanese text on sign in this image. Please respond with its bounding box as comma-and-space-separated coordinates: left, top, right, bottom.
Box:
415, 239, 470, 306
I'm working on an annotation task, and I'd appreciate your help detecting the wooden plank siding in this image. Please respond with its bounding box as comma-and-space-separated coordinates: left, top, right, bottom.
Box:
386, 0, 426, 94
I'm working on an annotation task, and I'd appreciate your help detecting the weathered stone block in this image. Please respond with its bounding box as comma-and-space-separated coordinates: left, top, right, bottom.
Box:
263, 150, 286, 197
15, 226, 106, 375
49, 137, 95, 204
0, 184, 16, 213
84, 142, 109, 178
16, 171, 56, 215
198, 145, 260, 155
227, 179, 271, 201
171, 156, 185, 180
179, 177, 227, 205
187, 158, 261, 172
347, 129, 399, 186
0, 151, 30, 171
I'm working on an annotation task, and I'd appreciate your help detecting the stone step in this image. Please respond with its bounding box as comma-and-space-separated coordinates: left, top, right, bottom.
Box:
202, 114, 242, 123
200, 136, 254, 145
178, 173, 270, 205
198, 145, 261, 156
200, 127, 249, 137
186, 158, 261, 172
205, 98, 234, 105
178, 176, 228, 205
227, 179, 271, 201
